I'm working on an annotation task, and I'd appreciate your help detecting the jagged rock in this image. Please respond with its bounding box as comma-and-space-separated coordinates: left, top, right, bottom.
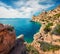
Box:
0, 23, 16, 54
9, 34, 26, 54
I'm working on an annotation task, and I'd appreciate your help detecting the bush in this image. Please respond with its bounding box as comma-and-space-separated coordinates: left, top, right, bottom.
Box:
53, 24, 60, 35
7, 26, 14, 31
44, 23, 53, 33
39, 42, 60, 52
26, 44, 39, 54
54, 13, 60, 18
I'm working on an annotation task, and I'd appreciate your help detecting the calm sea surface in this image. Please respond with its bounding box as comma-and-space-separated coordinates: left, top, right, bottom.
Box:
0, 18, 41, 43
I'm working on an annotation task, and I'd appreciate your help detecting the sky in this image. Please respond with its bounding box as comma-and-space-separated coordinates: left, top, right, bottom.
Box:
0, 0, 60, 18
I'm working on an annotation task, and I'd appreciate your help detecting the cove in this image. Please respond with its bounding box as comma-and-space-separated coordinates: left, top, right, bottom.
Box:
0, 18, 41, 43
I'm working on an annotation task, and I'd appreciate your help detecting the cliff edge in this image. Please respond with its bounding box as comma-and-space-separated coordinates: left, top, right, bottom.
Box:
0, 24, 26, 54
32, 6, 60, 54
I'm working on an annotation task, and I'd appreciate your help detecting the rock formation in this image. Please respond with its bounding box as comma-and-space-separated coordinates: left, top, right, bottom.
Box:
9, 34, 26, 54
0, 23, 16, 54
32, 6, 60, 54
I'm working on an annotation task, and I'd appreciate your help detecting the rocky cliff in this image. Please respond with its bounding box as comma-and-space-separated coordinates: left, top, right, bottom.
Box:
32, 6, 60, 54
0, 24, 16, 54
0, 24, 26, 54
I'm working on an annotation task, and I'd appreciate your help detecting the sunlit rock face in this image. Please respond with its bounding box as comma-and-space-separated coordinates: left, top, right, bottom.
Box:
0, 24, 16, 54
32, 6, 60, 54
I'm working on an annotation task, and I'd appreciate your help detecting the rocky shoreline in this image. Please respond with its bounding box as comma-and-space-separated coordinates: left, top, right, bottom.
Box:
31, 6, 60, 54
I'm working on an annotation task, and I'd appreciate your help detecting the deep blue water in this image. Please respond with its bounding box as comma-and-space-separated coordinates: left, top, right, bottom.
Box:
0, 18, 41, 43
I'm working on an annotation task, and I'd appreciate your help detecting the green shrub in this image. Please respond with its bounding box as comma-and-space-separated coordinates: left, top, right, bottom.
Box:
7, 26, 14, 31
44, 23, 53, 33
26, 44, 39, 54
39, 42, 60, 52
54, 13, 60, 18
53, 24, 60, 35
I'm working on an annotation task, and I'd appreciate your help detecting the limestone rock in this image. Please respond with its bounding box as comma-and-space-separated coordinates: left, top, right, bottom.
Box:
32, 5, 60, 54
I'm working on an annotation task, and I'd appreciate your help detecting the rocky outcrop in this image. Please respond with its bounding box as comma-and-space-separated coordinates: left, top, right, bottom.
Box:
32, 6, 60, 54
47, 6, 60, 17
9, 34, 26, 54
32, 6, 60, 24
0, 24, 16, 54
0, 24, 26, 54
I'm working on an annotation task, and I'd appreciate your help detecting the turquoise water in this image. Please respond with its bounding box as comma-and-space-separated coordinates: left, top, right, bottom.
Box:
0, 18, 41, 43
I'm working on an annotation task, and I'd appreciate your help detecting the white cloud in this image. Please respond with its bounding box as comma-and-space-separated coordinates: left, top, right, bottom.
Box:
14, 0, 54, 17
0, 1, 32, 18
0, 6, 31, 18
0, 0, 54, 18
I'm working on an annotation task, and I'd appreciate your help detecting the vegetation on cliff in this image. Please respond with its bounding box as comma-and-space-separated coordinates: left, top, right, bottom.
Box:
44, 23, 53, 33
7, 26, 14, 31
53, 13, 60, 18
39, 41, 60, 52
26, 44, 39, 54
52, 24, 60, 35
32, 6, 60, 54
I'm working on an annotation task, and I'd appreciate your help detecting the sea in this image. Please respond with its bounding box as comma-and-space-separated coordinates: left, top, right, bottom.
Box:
0, 18, 41, 43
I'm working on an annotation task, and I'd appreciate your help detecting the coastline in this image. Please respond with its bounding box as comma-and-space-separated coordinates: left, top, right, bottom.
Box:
31, 6, 60, 54
28, 21, 41, 43
25, 20, 41, 43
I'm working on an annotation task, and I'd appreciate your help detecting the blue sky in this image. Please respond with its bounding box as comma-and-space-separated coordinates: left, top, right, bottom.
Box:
0, 0, 60, 18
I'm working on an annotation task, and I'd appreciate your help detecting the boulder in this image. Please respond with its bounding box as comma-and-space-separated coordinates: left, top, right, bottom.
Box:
9, 34, 26, 54
0, 24, 16, 54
